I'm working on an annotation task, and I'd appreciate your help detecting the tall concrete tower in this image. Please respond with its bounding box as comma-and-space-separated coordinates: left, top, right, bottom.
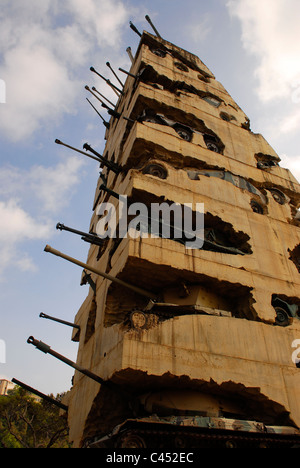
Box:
50, 27, 300, 448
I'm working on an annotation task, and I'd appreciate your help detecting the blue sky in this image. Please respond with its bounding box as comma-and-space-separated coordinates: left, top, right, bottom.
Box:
0, 0, 299, 395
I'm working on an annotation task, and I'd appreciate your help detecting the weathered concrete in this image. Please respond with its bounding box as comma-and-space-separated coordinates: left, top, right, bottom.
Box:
65, 32, 300, 448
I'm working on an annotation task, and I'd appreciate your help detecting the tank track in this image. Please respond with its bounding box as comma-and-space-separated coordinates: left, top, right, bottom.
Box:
88, 421, 300, 448
114, 427, 300, 449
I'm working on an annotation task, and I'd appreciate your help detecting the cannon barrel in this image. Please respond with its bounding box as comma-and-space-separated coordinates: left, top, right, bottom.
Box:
12, 378, 68, 411
86, 98, 110, 129
39, 312, 80, 330
126, 47, 134, 64
86, 86, 125, 124
99, 184, 121, 200
44, 245, 157, 300
104, 106, 122, 119
91, 86, 115, 107
55, 138, 121, 174
82, 142, 121, 173
102, 105, 135, 124
26, 337, 139, 412
106, 61, 124, 87
90, 67, 124, 95
118, 67, 138, 79
86, 87, 134, 124
56, 222, 105, 247
55, 139, 101, 163
85, 85, 110, 107
27, 336, 107, 386
145, 15, 162, 38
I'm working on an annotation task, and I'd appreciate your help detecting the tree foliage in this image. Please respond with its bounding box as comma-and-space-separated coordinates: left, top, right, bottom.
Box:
0, 387, 70, 448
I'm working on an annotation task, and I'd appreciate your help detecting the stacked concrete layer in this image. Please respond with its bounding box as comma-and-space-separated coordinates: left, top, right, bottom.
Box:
66, 32, 300, 447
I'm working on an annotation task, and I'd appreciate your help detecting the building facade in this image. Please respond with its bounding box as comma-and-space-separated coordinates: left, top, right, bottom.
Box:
58, 31, 300, 448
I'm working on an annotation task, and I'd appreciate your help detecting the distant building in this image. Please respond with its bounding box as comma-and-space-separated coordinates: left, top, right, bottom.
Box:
0, 379, 15, 396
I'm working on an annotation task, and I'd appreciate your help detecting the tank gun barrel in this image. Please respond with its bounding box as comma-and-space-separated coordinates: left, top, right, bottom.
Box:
91, 86, 115, 107
129, 21, 142, 37
126, 47, 134, 64
145, 15, 162, 39
56, 222, 105, 247
90, 67, 124, 96
86, 98, 110, 129
27, 336, 107, 386
39, 312, 80, 330
82, 142, 121, 173
12, 378, 68, 411
99, 183, 121, 200
26, 337, 139, 412
55, 139, 100, 163
106, 61, 124, 87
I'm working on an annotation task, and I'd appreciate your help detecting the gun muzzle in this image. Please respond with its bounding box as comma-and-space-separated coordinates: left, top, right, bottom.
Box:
118, 67, 138, 79
12, 378, 68, 411
126, 47, 134, 64
85, 85, 117, 112
85, 84, 105, 104
86, 98, 110, 129
90, 67, 124, 96
83, 143, 121, 173
55, 139, 101, 163
100, 105, 135, 124
27, 336, 139, 413
99, 184, 121, 200
91, 86, 115, 107
55, 138, 121, 174
106, 61, 124, 87
129, 21, 142, 37
44, 245, 157, 300
27, 336, 107, 385
56, 222, 105, 247
86, 86, 133, 124
145, 14, 162, 38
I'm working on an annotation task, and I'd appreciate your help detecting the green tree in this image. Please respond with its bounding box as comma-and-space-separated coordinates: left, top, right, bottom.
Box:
0, 387, 70, 448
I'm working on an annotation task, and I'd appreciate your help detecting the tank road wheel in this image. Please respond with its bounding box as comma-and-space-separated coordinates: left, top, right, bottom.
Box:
142, 163, 168, 180
251, 200, 264, 214
269, 189, 286, 205
174, 435, 187, 448
116, 431, 147, 448
174, 125, 193, 142
225, 440, 238, 448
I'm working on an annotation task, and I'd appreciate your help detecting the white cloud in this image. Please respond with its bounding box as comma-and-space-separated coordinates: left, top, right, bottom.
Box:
227, 0, 300, 102
0, 157, 85, 214
279, 109, 300, 135
62, 0, 128, 48
0, 0, 131, 142
188, 14, 211, 44
0, 157, 85, 278
28, 158, 85, 213
1, 44, 78, 141
0, 199, 50, 243
0, 199, 50, 276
